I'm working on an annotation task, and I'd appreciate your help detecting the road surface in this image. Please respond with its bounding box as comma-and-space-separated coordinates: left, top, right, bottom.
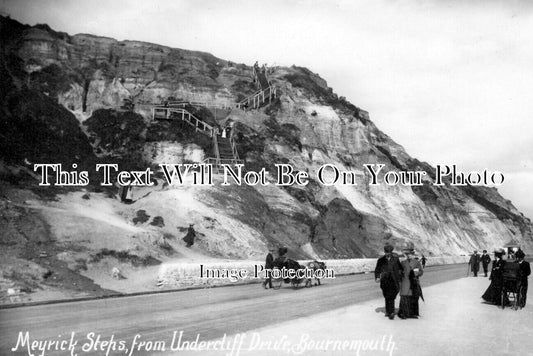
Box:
1, 263, 472, 355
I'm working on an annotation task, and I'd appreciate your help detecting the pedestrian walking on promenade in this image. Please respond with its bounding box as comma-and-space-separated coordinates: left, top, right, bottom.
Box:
469, 250, 481, 277
481, 250, 491, 277
262, 247, 275, 289
375, 244, 403, 320
515, 249, 530, 308
398, 245, 424, 319
482, 248, 508, 306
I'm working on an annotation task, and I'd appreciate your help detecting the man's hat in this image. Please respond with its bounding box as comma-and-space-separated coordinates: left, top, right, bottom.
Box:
515, 250, 525, 259
384, 243, 394, 253
483, 250, 487, 253
494, 247, 506, 255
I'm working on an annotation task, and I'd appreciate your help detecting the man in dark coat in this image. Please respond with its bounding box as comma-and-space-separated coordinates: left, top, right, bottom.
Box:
469, 250, 481, 277
262, 247, 275, 289
515, 249, 531, 308
375, 244, 403, 320
481, 250, 491, 277
421, 255, 427, 268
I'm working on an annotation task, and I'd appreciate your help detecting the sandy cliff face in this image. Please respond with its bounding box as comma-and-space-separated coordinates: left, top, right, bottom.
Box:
15, 22, 250, 115
1, 15, 532, 267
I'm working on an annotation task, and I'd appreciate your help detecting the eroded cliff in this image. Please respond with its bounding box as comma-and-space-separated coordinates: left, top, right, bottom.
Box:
1, 16, 532, 300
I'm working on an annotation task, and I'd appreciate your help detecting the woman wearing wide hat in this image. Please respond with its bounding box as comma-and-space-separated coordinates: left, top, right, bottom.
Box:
398, 243, 424, 319
481, 248, 509, 305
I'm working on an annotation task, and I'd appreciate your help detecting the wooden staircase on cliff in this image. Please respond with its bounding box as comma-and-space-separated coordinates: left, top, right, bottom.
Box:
238, 63, 277, 110
150, 62, 276, 171
152, 105, 242, 173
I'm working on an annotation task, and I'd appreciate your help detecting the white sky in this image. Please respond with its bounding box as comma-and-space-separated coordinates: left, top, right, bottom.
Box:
2, 0, 533, 219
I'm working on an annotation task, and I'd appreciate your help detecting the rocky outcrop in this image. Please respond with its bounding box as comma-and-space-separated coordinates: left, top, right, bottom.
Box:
3, 16, 250, 116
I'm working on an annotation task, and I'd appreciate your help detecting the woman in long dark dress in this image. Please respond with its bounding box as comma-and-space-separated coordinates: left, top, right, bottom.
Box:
482, 248, 508, 305
398, 247, 423, 319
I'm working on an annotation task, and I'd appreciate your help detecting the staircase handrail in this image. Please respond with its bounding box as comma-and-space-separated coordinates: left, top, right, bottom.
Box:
238, 85, 277, 109
202, 157, 244, 166
154, 101, 240, 110
152, 107, 216, 137
153, 101, 241, 110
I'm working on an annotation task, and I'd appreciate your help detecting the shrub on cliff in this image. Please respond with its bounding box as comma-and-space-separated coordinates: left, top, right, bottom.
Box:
1, 89, 95, 167
84, 109, 146, 152
29, 64, 73, 98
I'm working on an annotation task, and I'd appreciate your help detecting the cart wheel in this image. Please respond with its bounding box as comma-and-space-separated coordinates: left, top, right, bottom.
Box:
272, 277, 282, 290
291, 280, 300, 289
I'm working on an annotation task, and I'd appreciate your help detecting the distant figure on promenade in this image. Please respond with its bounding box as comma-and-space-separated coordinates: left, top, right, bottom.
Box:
262, 247, 275, 289
182, 224, 196, 247
481, 250, 491, 277
482, 248, 508, 305
374, 244, 403, 320
469, 250, 481, 277
421, 255, 427, 269
398, 245, 424, 319
515, 249, 531, 308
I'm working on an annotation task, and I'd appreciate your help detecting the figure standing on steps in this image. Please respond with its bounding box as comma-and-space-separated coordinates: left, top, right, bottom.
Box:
182, 224, 196, 247
482, 248, 508, 305
469, 250, 481, 277
481, 250, 491, 277
375, 243, 403, 320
